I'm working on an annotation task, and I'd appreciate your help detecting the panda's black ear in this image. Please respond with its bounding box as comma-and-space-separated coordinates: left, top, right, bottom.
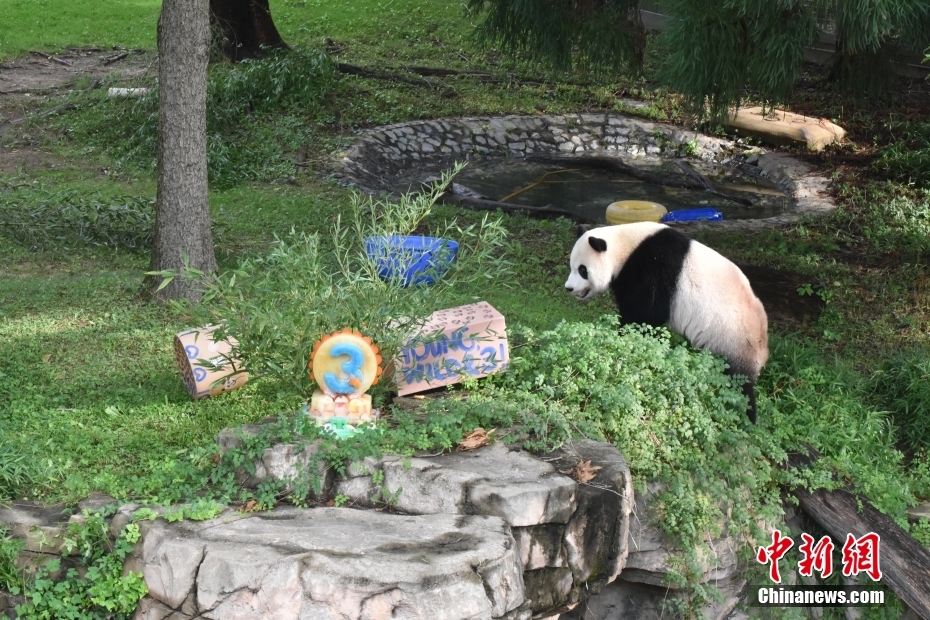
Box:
588, 236, 607, 253
575, 224, 591, 238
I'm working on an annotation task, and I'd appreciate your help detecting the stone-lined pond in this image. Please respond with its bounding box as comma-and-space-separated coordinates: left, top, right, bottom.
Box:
337, 113, 835, 229
393, 157, 791, 223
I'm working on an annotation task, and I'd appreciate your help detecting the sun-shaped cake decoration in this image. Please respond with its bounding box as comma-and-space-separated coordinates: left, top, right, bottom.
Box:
309, 329, 383, 399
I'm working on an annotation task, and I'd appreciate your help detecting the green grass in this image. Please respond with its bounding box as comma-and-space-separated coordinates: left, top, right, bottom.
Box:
0, 253, 304, 500
0, 170, 601, 500
0, 0, 161, 58
1, 0, 929, 520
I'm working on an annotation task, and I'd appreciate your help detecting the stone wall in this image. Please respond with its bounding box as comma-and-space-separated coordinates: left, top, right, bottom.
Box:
1, 439, 640, 620
335, 112, 836, 230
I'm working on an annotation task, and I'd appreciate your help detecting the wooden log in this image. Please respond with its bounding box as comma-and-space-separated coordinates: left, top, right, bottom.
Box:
336, 63, 442, 88
102, 52, 129, 65
439, 192, 592, 223
788, 449, 930, 620
525, 154, 698, 190
336, 62, 549, 88
401, 65, 492, 77
675, 159, 753, 206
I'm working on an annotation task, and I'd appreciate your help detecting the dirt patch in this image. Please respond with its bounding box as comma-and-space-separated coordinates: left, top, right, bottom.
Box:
0, 48, 156, 175
0, 48, 155, 95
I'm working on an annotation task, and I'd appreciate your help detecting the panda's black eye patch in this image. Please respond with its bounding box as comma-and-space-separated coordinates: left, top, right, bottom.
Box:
578, 265, 588, 279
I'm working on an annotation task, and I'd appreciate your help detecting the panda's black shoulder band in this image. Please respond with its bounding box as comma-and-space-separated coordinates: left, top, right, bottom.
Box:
588, 236, 607, 253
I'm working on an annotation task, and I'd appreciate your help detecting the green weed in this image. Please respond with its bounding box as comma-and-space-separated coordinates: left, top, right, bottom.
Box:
13, 511, 147, 620
832, 183, 930, 257
0, 440, 39, 501
874, 121, 930, 187
0, 526, 25, 594
0, 187, 154, 253
869, 348, 930, 452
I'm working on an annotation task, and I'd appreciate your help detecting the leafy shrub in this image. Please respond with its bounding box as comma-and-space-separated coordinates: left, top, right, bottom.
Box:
908, 452, 930, 501
869, 348, 930, 451
172, 169, 510, 401
83, 47, 337, 187
206, 47, 336, 122
468, 317, 780, 541
0, 189, 154, 253
874, 122, 930, 187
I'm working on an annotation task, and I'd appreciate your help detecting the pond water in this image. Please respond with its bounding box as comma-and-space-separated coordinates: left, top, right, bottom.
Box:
400, 158, 791, 223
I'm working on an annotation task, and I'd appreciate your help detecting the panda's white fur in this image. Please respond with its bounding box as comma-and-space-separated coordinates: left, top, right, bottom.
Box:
565, 222, 768, 420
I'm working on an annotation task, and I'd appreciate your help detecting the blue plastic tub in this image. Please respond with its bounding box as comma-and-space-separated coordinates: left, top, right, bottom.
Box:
364, 235, 459, 286
661, 208, 724, 223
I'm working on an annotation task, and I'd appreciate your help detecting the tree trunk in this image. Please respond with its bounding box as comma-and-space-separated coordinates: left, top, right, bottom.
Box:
210, 0, 287, 62
145, 0, 217, 303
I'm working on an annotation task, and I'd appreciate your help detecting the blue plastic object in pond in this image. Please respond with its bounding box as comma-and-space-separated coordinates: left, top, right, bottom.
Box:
364, 235, 459, 286
662, 208, 724, 223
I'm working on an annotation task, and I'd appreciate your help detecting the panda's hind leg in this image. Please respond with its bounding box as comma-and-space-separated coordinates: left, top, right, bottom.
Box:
742, 381, 757, 424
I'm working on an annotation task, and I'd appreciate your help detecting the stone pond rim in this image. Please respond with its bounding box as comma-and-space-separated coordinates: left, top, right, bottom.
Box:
335, 112, 836, 231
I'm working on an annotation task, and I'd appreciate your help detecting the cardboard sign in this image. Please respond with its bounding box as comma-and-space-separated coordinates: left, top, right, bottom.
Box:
173, 325, 248, 400
393, 301, 508, 396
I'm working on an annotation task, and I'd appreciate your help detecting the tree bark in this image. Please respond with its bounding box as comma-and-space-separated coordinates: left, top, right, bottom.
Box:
210, 0, 286, 61
145, 0, 217, 303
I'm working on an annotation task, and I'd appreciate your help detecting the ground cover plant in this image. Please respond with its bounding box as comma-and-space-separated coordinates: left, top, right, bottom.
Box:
2, 0, 930, 617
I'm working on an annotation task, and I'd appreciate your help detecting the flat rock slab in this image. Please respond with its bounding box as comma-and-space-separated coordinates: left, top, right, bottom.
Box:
133, 507, 524, 620
726, 107, 846, 152
380, 443, 578, 526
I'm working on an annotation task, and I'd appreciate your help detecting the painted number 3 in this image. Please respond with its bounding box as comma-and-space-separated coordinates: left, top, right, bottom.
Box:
323, 342, 365, 394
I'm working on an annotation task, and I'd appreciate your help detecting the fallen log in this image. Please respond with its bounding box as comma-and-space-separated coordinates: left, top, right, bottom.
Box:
676, 159, 753, 206
525, 154, 698, 189
336, 63, 547, 88
336, 63, 442, 88
401, 65, 492, 77
788, 448, 930, 620
439, 191, 592, 223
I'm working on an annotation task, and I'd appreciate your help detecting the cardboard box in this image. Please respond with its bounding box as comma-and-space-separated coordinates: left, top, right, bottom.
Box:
393, 301, 508, 396
174, 325, 248, 400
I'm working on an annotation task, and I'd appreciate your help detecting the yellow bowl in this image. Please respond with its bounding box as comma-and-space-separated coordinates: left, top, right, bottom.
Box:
605, 200, 668, 224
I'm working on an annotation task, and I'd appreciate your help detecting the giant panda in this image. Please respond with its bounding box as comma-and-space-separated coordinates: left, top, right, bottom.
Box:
564, 222, 768, 423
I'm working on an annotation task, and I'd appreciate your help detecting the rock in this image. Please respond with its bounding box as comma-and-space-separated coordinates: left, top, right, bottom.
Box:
214, 426, 634, 617
215, 416, 281, 452
379, 443, 578, 527
512, 524, 564, 570
542, 440, 634, 587
906, 502, 930, 522
225, 435, 333, 499
622, 482, 738, 587
134, 507, 525, 620
726, 107, 846, 152
523, 567, 573, 613
77, 491, 118, 514
0, 501, 70, 554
